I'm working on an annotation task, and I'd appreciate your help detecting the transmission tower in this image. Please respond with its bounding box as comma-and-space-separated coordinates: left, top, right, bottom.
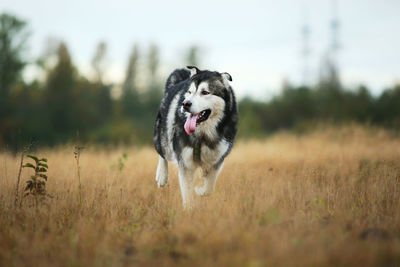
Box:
301, 6, 311, 86
329, 0, 340, 73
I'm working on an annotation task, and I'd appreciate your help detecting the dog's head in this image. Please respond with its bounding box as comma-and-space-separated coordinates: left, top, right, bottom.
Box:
182, 66, 233, 135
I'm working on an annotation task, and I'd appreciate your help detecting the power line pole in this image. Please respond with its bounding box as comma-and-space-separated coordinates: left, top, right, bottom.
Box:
301, 6, 311, 86
329, 0, 340, 74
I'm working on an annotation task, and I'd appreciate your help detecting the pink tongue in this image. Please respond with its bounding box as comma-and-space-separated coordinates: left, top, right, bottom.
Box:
184, 114, 199, 135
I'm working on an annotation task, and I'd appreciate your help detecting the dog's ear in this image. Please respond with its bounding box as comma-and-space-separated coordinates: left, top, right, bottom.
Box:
221, 72, 232, 82
187, 66, 200, 77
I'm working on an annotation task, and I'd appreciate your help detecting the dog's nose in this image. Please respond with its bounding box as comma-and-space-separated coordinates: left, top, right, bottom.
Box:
182, 101, 192, 111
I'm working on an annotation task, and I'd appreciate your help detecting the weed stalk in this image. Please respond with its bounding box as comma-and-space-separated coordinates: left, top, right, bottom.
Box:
74, 146, 84, 205
14, 144, 31, 209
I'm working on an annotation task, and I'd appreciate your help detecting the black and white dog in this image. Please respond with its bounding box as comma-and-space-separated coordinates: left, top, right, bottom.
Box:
153, 66, 238, 208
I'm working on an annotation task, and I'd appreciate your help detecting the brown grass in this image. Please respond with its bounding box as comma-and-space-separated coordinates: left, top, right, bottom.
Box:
1, 125, 400, 266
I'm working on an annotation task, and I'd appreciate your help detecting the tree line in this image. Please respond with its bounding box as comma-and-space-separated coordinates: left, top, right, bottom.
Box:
1, 13, 399, 151
0, 13, 198, 150
239, 71, 400, 137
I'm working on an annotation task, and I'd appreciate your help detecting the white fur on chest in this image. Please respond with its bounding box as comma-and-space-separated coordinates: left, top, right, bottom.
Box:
200, 139, 229, 166
180, 139, 229, 169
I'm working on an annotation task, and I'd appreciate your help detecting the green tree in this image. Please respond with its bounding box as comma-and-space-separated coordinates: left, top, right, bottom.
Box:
374, 84, 400, 128
0, 13, 28, 100
44, 42, 77, 144
91, 41, 107, 84
237, 97, 265, 137
146, 44, 162, 101
144, 44, 163, 131
7, 81, 43, 149
344, 85, 374, 122
121, 44, 141, 118
0, 13, 29, 146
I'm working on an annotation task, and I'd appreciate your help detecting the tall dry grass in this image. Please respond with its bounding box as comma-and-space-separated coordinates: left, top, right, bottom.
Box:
1, 125, 400, 266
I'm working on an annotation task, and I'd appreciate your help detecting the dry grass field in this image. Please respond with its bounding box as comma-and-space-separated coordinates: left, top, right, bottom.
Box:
1, 125, 400, 267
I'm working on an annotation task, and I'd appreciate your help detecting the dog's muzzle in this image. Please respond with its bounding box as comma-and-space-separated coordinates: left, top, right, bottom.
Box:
182, 100, 192, 112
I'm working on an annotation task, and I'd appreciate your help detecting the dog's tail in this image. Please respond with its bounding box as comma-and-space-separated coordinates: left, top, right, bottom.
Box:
165, 69, 190, 91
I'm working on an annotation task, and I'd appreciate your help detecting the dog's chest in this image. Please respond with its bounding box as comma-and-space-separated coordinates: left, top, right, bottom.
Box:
200, 141, 228, 165
180, 139, 230, 168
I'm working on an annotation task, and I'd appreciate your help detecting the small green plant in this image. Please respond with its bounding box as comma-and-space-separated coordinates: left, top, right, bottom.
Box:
118, 152, 128, 172
111, 152, 128, 172
23, 155, 49, 202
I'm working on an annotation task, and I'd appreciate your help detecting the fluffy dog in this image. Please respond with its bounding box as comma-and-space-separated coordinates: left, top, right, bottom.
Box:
153, 66, 238, 208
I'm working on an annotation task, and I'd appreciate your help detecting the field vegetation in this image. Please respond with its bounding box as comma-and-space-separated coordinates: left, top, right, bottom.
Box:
1, 125, 400, 266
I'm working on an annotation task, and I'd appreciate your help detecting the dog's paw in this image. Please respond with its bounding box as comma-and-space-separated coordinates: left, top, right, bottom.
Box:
156, 173, 168, 188
195, 185, 212, 197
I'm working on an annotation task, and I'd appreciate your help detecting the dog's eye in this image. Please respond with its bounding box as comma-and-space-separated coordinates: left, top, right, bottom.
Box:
187, 91, 192, 94
202, 91, 210, 95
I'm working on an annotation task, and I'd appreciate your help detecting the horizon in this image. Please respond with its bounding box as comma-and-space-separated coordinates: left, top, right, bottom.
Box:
1, 0, 400, 100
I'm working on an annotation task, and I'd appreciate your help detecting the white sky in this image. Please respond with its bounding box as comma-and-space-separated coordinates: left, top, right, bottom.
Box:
1, 0, 400, 99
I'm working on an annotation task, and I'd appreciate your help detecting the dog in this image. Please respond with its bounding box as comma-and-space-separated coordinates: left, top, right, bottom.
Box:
153, 66, 238, 208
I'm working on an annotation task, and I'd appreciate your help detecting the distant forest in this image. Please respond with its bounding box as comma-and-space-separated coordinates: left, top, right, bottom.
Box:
1, 13, 400, 151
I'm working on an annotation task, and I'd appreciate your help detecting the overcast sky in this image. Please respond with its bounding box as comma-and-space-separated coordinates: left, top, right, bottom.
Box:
1, 0, 399, 99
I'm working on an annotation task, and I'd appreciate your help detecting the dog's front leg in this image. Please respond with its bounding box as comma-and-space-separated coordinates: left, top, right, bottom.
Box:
195, 163, 223, 197
178, 166, 195, 209
155, 156, 168, 187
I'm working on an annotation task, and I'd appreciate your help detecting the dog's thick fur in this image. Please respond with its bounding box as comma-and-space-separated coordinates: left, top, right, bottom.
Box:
153, 66, 238, 208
